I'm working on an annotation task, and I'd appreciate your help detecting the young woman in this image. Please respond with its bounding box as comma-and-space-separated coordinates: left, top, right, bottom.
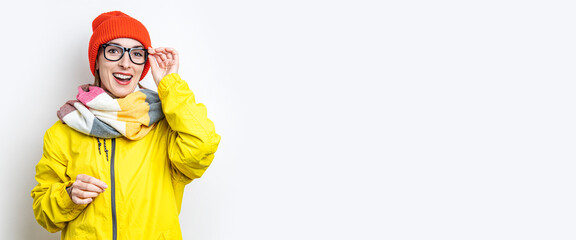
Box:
31, 11, 220, 240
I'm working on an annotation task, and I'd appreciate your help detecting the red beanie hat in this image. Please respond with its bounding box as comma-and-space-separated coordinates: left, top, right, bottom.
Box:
89, 11, 151, 81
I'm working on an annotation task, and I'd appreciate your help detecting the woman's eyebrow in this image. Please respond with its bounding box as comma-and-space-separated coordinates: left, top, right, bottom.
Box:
107, 42, 144, 48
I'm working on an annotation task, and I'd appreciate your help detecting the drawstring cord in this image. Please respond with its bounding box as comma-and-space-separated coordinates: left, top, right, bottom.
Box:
96, 138, 109, 161
103, 139, 109, 162
97, 138, 102, 155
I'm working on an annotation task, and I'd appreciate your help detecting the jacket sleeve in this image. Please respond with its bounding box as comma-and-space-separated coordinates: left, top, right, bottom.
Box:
30, 127, 86, 233
158, 73, 221, 183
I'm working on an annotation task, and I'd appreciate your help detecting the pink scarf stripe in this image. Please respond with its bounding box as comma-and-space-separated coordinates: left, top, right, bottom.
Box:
77, 85, 106, 105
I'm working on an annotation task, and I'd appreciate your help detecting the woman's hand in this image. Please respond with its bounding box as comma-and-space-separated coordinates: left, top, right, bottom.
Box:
67, 174, 108, 205
148, 47, 179, 86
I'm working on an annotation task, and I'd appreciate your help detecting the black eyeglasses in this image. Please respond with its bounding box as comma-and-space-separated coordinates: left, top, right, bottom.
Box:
101, 43, 148, 65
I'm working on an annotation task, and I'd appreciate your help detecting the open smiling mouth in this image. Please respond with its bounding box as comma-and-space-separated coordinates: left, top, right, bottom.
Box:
113, 73, 133, 85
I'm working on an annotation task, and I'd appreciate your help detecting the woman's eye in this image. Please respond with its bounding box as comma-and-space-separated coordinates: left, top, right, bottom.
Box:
108, 49, 119, 54
132, 50, 145, 58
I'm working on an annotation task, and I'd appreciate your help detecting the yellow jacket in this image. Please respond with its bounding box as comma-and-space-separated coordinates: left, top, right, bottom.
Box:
31, 74, 220, 240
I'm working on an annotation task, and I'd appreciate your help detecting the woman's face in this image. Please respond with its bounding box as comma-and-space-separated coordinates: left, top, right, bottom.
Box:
96, 38, 145, 98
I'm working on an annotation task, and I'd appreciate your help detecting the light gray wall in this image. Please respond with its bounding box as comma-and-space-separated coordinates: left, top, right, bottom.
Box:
1, 0, 575, 239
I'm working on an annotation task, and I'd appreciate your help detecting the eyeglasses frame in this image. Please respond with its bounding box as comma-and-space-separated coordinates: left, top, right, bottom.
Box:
101, 43, 149, 65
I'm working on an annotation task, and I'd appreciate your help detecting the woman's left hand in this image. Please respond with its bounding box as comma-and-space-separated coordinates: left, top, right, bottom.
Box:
148, 47, 179, 86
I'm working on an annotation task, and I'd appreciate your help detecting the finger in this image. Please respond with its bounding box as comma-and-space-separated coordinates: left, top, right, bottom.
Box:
155, 53, 164, 61
163, 49, 174, 59
165, 48, 178, 55
74, 181, 104, 193
153, 55, 164, 68
76, 174, 107, 190
149, 48, 169, 57
148, 47, 155, 55
75, 174, 92, 182
149, 54, 158, 68
165, 48, 179, 63
83, 175, 108, 189
76, 174, 106, 186
155, 52, 167, 61
73, 188, 100, 198
72, 196, 93, 205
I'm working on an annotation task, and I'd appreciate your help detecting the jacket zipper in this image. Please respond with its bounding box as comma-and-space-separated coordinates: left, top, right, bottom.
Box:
110, 138, 117, 240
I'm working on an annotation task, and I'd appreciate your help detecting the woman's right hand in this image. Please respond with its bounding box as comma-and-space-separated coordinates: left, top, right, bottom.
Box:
148, 47, 179, 86
67, 174, 108, 205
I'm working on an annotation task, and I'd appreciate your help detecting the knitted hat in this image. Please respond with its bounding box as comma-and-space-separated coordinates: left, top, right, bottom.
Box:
89, 11, 151, 81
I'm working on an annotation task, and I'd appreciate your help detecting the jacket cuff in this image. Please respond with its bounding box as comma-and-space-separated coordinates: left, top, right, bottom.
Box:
56, 182, 86, 218
158, 73, 181, 95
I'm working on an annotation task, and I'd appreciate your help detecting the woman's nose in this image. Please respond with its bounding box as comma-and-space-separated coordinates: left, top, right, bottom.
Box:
118, 53, 131, 68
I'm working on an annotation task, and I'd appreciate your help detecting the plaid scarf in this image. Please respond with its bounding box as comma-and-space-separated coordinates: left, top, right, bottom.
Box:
57, 85, 164, 140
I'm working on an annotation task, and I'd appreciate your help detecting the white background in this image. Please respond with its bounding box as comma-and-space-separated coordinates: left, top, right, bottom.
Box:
0, 0, 575, 239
